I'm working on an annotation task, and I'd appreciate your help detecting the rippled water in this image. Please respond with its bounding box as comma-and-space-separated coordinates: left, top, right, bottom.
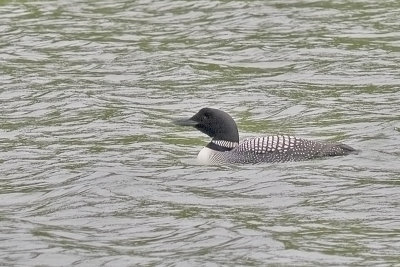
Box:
1, 0, 400, 266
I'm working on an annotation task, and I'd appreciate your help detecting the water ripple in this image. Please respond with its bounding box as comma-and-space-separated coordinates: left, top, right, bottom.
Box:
1, 0, 400, 265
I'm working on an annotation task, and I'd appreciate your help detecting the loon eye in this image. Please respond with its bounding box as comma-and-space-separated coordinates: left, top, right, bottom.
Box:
204, 113, 210, 119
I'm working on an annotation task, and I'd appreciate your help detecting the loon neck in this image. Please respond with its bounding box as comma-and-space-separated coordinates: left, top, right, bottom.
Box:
206, 139, 239, 152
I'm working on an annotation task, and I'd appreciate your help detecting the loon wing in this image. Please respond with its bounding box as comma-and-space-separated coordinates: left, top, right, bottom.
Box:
235, 135, 355, 157
236, 135, 299, 154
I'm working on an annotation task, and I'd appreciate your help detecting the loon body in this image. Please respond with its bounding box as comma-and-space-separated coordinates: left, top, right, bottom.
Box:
175, 108, 356, 164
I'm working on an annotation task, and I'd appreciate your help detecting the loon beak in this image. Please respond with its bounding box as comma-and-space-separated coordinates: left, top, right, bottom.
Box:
174, 118, 198, 127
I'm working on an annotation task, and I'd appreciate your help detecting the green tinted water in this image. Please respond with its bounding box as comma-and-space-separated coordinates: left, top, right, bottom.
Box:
1, 0, 400, 266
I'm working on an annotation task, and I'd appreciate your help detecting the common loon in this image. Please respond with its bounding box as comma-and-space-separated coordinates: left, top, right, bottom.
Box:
175, 107, 356, 164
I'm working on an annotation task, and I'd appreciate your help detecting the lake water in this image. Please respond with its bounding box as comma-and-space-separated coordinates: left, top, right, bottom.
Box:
1, 0, 400, 266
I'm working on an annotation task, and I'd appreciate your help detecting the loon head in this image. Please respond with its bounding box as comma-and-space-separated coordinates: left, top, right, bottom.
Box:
175, 108, 239, 143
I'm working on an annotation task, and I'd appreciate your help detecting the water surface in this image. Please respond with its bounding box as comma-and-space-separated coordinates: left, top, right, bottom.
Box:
1, 0, 400, 266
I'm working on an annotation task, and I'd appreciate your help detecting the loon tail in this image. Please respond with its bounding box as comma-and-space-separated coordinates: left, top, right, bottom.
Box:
322, 143, 358, 157
338, 143, 359, 154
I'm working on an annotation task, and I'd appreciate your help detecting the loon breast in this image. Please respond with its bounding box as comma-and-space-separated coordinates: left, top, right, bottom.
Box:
197, 147, 215, 164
